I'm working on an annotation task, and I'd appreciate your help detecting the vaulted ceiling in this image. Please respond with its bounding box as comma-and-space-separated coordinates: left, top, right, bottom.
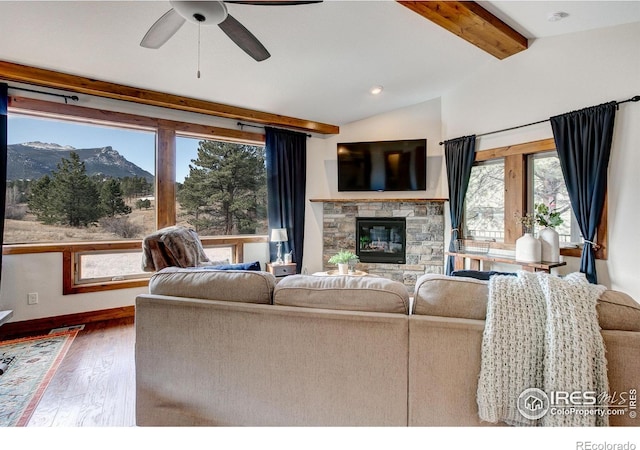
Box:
0, 1, 638, 131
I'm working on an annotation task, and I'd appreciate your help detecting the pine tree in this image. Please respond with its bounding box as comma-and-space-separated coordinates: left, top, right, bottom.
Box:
100, 179, 132, 217
177, 140, 267, 235
42, 152, 102, 227
121, 175, 153, 199
136, 198, 152, 210
28, 175, 57, 224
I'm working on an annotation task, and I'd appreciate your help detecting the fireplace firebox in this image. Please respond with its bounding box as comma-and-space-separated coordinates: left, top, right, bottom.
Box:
356, 217, 406, 264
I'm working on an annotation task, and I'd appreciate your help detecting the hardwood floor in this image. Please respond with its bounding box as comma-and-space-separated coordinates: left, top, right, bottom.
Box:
26, 317, 136, 427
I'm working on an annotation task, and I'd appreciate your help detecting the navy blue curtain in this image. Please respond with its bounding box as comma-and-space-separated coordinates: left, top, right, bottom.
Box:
444, 135, 476, 275
0, 84, 7, 288
265, 127, 306, 274
550, 102, 616, 284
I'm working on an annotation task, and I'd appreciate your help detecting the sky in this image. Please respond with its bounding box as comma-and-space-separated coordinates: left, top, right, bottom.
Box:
8, 114, 201, 182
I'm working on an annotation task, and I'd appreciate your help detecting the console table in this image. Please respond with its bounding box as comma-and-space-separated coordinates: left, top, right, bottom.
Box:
446, 252, 566, 273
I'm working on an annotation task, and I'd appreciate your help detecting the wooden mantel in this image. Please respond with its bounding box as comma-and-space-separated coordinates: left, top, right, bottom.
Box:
310, 198, 448, 203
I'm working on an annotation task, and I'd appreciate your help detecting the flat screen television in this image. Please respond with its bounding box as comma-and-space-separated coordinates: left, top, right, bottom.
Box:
337, 139, 426, 191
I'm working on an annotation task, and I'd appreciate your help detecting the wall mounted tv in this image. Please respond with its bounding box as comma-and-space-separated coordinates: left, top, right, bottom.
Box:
337, 139, 427, 191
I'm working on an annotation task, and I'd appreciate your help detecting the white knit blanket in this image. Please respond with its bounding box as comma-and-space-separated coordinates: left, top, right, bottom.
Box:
477, 271, 608, 426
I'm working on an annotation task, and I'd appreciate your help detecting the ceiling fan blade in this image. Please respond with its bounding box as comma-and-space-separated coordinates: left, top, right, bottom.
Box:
140, 8, 186, 49
218, 14, 271, 61
224, 1, 322, 5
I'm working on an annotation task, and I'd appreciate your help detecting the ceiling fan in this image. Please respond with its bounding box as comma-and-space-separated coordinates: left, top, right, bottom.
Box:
140, 1, 322, 62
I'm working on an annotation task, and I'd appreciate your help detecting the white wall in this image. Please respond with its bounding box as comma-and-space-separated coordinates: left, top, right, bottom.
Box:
441, 22, 640, 299
303, 98, 444, 275
1, 253, 147, 322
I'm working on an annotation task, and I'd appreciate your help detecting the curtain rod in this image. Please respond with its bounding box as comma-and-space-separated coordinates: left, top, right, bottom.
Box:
438, 95, 640, 145
237, 121, 312, 138
8, 85, 79, 104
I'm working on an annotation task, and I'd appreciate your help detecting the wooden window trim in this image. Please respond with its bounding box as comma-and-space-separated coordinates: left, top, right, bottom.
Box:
0, 60, 339, 135
471, 138, 608, 260
8, 96, 266, 145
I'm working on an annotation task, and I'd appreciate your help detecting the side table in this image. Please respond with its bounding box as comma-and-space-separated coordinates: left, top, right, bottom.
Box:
266, 262, 297, 278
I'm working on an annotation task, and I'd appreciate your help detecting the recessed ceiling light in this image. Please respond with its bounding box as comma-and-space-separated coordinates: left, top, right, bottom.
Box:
547, 11, 569, 22
370, 86, 384, 95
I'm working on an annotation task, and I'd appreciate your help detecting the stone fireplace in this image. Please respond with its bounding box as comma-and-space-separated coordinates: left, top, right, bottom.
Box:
314, 199, 445, 291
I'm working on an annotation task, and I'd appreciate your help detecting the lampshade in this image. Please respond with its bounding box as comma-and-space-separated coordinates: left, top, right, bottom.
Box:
270, 228, 288, 242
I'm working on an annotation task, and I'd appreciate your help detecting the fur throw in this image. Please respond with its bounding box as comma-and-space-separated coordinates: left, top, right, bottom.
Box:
141, 226, 212, 272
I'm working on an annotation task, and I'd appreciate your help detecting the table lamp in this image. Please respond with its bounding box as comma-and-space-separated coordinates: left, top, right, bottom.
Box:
270, 228, 288, 264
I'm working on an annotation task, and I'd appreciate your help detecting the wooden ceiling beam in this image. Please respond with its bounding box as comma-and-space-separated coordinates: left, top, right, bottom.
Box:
0, 60, 339, 135
397, 1, 528, 60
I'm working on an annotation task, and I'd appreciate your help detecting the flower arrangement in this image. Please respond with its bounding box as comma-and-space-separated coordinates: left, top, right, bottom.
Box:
514, 203, 564, 233
514, 211, 535, 234
534, 203, 564, 229
328, 250, 358, 265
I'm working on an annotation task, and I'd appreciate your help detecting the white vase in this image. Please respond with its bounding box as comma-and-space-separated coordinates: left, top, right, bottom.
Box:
338, 263, 349, 275
515, 233, 541, 263
538, 227, 560, 263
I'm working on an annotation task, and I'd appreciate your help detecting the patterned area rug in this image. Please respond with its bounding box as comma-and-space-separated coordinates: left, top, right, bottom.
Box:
0, 330, 78, 426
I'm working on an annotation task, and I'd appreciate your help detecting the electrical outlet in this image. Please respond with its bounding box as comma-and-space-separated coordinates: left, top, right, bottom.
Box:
27, 292, 38, 305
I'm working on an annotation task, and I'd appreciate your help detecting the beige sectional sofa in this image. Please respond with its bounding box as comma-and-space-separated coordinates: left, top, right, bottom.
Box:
135, 269, 640, 426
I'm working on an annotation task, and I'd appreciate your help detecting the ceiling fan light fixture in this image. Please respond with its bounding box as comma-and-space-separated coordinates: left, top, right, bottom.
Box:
370, 85, 384, 95
171, 0, 228, 25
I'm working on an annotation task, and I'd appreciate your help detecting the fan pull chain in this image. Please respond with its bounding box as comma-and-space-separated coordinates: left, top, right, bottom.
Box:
197, 22, 201, 79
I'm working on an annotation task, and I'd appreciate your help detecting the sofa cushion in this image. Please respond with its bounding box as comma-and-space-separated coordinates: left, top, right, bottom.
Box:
413, 274, 488, 319
597, 290, 640, 331
149, 267, 276, 304
273, 275, 410, 314
413, 274, 640, 331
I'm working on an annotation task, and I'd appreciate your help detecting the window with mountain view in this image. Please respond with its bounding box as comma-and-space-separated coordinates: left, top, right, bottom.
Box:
4, 107, 270, 292
5, 114, 156, 244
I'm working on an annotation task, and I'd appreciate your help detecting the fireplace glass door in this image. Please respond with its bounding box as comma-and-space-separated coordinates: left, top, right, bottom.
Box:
356, 217, 406, 264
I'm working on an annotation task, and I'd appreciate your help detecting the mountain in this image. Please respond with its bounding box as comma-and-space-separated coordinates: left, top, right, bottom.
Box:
7, 142, 154, 182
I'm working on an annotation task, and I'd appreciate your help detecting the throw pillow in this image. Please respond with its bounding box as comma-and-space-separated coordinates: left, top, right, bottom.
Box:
205, 261, 261, 271
451, 270, 516, 281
